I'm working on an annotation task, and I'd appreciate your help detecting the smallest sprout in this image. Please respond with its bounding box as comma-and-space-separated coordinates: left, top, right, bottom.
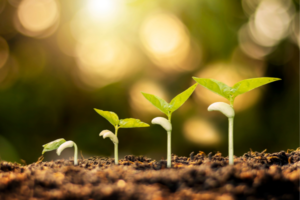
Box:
42, 139, 78, 165
56, 140, 78, 165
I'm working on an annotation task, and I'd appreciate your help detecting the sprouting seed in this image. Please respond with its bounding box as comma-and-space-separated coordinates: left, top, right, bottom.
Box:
142, 83, 197, 168
94, 109, 149, 165
42, 138, 78, 165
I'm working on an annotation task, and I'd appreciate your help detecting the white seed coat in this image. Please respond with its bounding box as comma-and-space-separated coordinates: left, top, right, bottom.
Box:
99, 130, 119, 144
208, 102, 235, 118
151, 117, 172, 132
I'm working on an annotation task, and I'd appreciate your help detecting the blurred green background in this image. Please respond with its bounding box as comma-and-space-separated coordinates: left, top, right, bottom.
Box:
0, 0, 298, 163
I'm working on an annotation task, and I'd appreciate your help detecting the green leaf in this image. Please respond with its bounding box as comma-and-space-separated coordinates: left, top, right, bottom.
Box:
232, 77, 281, 98
193, 77, 232, 100
42, 138, 66, 154
141, 92, 170, 115
169, 83, 197, 112
119, 118, 150, 128
94, 109, 119, 126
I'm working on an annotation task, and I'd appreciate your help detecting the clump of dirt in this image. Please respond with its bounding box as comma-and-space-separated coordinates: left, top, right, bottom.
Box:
0, 149, 299, 200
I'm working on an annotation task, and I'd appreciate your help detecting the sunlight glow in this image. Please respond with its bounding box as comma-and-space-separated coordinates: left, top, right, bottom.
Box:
140, 13, 198, 73
87, 0, 119, 20
75, 37, 138, 88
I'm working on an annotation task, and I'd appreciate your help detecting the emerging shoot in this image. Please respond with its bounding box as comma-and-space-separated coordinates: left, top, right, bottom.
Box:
142, 83, 197, 168
193, 77, 281, 165
42, 139, 78, 165
56, 140, 78, 165
208, 102, 235, 164
94, 109, 149, 165
151, 117, 172, 167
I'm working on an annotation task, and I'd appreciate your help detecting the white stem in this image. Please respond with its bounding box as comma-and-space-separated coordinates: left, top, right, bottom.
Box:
228, 117, 234, 165
73, 142, 78, 165
56, 140, 78, 165
167, 131, 171, 168
114, 143, 118, 165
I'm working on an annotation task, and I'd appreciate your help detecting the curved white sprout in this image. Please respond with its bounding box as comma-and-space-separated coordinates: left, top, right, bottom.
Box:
56, 140, 78, 165
151, 117, 172, 132
99, 130, 119, 144
208, 102, 235, 118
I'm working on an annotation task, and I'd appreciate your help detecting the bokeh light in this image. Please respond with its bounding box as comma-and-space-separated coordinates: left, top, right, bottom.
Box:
239, 0, 295, 59
238, 24, 273, 60
75, 37, 138, 88
183, 117, 220, 146
241, 0, 262, 16
129, 80, 169, 118
16, 0, 59, 37
140, 12, 198, 72
0, 36, 9, 69
290, 13, 300, 47
194, 62, 261, 112
252, 0, 293, 47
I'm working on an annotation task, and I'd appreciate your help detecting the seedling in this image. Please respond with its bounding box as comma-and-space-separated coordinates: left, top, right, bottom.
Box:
142, 83, 197, 168
94, 109, 149, 165
193, 77, 281, 165
42, 138, 78, 165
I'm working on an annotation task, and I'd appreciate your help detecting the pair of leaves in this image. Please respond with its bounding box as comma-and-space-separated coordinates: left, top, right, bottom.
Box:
94, 109, 149, 128
42, 138, 66, 154
141, 83, 198, 117
193, 77, 281, 105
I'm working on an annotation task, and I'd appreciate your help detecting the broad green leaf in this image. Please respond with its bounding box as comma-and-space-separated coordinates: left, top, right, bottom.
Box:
119, 118, 150, 128
232, 77, 281, 98
94, 109, 119, 126
193, 77, 232, 100
141, 92, 170, 115
42, 138, 66, 154
169, 83, 198, 112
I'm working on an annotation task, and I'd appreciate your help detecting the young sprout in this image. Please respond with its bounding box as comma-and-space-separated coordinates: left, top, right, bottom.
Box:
151, 117, 172, 167
42, 138, 78, 165
142, 83, 197, 168
193, 77, 281, 165
208, 102, 234, 164
94, 109, 149, 165
99, 130, 118, 164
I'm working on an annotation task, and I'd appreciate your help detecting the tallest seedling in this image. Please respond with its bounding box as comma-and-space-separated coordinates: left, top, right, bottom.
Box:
193, 77, 281, 165
142, 83, 197, 168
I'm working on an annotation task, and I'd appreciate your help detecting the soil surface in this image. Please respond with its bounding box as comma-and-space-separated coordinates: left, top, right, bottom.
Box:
0, 149, 299, 200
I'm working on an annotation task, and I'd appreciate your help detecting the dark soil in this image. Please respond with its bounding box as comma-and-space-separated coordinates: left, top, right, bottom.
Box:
0, 149, 299, 200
